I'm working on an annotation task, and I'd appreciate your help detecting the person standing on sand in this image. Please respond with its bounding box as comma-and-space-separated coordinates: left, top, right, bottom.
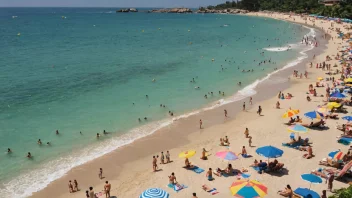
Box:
89, 187, 95, 198
257, 106, 262, 115
68, 180, 73, 193
104, 181, 111, 198
160, 152, 165, 164
99, 168, 103, 179
152, 156, 157, 171
244, 128, 249, 138
166, 151, 171, 163
327, 172, 334, 192
86, 190, 89, 198
321, 190, 327, 198
249, 136, 253, 147
199, 119, 203, 129
243, 102, 246, 111
224, 109, 228, 117
73, 179, 78, 192
249, 97, 253, 105
192, 192, 198, 198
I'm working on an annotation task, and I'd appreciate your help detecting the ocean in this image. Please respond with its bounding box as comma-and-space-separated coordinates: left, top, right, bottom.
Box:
0, 7, 314, 197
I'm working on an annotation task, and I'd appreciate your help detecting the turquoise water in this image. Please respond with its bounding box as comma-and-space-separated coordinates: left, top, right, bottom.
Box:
0, 8, 310, 197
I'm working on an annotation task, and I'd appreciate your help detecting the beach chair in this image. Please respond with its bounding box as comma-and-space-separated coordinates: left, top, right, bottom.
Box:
318, 158, 340, 168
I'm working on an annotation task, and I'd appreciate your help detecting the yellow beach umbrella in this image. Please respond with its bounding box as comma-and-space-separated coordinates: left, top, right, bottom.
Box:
178, 150, 196, 158
316, 106, 330, 115
317, 77, 323, 81
327, 102, 341, 109
282, 109, 300, 118
344, 78, 352, 83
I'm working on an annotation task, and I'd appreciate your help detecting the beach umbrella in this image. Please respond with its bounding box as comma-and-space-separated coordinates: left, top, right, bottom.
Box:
316, 106, 330, 115
178, 150, 196, 158
140, 188, 169, 198
301, 174, 322, 189
230, 179, 268, 197
216, 150, 238, 161
328, 150, 344, 160
282, 109, 300, 118
329, 92, 346, 99
342, 116, 352, 122
256, 146, 283, 159
304, 111, 324, 120
287, 124, 309, 134
344, 78, 352, 83
294, 188, 319, 198
326, 102, 341, 109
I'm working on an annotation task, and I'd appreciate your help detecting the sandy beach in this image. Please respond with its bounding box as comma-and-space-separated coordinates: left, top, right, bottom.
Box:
30, 12, 352, 198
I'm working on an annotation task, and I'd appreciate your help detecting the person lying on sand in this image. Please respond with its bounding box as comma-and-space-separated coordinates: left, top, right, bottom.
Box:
249, 159, 259, 167
219, 138, 229, 146
277, 184, 293, 197
303, 145, 314, 159
225, 164, 234, 174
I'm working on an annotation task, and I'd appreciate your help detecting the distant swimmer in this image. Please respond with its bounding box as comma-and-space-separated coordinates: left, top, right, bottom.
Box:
80, 131, 82, 135
27, 152, 32, 158
37, 139, 42, 145
7, 148, 12, 153
46, 142, 50, 145
146, 95, 149, 99
222, 92, 225, 96
133, 103, 135, 105
204, 94, 207, 99
103, 130, 108, 135
96, 133, 100, 139
144, 117, 148, 120
152, 79, 156, 82
195, 86, 200, 89
238, 82, 241, 86
56, 130, 59, 135
138, 118, 141, 122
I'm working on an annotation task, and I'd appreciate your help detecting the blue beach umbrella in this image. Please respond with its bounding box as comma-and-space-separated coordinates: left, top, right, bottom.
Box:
140, 188, 169, 198
294, 188, 320, 198
304, 111, 324, 120
256, 146, 283, 159
342, 116, 352, 122
329, 92, 346, 99
301, 174, 322, 189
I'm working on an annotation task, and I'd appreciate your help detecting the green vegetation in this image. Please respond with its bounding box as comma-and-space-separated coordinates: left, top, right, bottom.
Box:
200, 0, 352, 19
329, 186, 352, 198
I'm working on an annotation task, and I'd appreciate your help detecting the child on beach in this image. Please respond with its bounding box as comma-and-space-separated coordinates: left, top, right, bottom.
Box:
166, 151, 170, 163
99, 168, 103, 179
244, 128, 249, 138
68, 180, 73, 193
249, 137, 253, 147
257, 106, 262, 115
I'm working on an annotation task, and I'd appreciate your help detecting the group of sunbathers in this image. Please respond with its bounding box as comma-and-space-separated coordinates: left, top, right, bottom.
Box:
219, 136, 230, 146
250, 159, 284, 173
287, 116, 302, 125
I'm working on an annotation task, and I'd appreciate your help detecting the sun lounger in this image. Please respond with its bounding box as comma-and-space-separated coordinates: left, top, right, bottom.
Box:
265, 163, 284, 173
318, 158, 340, 168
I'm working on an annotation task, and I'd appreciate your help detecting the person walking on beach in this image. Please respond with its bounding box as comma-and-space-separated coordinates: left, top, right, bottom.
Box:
224, 109, 228, 117
99, 168, 103, 179
249, 136, 253, 147
249, 97, 253, 105
73, 179, 78, 192
257, 106, 262, 115
243, 102, 246, 111
68, 180, 73, 193
104, 181, 111, 198
327, 172, 334, 192
199, 119, 203, 129
244, 128, 249, 138
160, 152, 165, 164
152, 156, 157, 171
89, 187, 95, 198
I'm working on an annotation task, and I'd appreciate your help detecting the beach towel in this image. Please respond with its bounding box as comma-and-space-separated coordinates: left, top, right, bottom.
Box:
168, 183, 187, 192
252, 166, 260, 171
240, 173, 251, 178
241, 154, 252, 158
206, 188, 219, 195
184, 166, 204, 174
282, 142, 301, 149
338, 137, 352, 145
95, 192, 103, 197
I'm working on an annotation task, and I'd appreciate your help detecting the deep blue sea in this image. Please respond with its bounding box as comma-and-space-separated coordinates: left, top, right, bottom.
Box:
0, 7, 313, 197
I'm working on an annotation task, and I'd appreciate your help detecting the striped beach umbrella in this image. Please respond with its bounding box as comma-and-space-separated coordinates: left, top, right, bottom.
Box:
328, 150, 344, 160
140, 188, 169, 198
304, 111, 324, 120
216, 151, 238, 161
178, 150, 196, 158
282, 109, 300, 118
230, 179, 268, 197
287, 124, 309, 134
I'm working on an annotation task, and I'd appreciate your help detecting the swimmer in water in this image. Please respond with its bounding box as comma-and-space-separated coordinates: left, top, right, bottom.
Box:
56, 130, 59, 135
146, 95, 148, 98
47, 142, 50, 145
103, 130, 108, 135
97, 133, 100, 139
37, 139, 42, 145
195, 86, 200, 89
27, 152, 32, 158
144, 117, 147, 120
204, 94, 208, 99
80, 131, 82, 135
238, 82, 242, 85
7, 148, 12, 153
138, 118, 141, 122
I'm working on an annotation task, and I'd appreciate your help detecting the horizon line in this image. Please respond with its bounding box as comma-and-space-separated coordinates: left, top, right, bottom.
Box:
0, 6, 201, 8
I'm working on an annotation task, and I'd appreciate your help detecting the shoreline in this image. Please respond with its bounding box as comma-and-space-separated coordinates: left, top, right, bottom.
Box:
29, 12, 349, 198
